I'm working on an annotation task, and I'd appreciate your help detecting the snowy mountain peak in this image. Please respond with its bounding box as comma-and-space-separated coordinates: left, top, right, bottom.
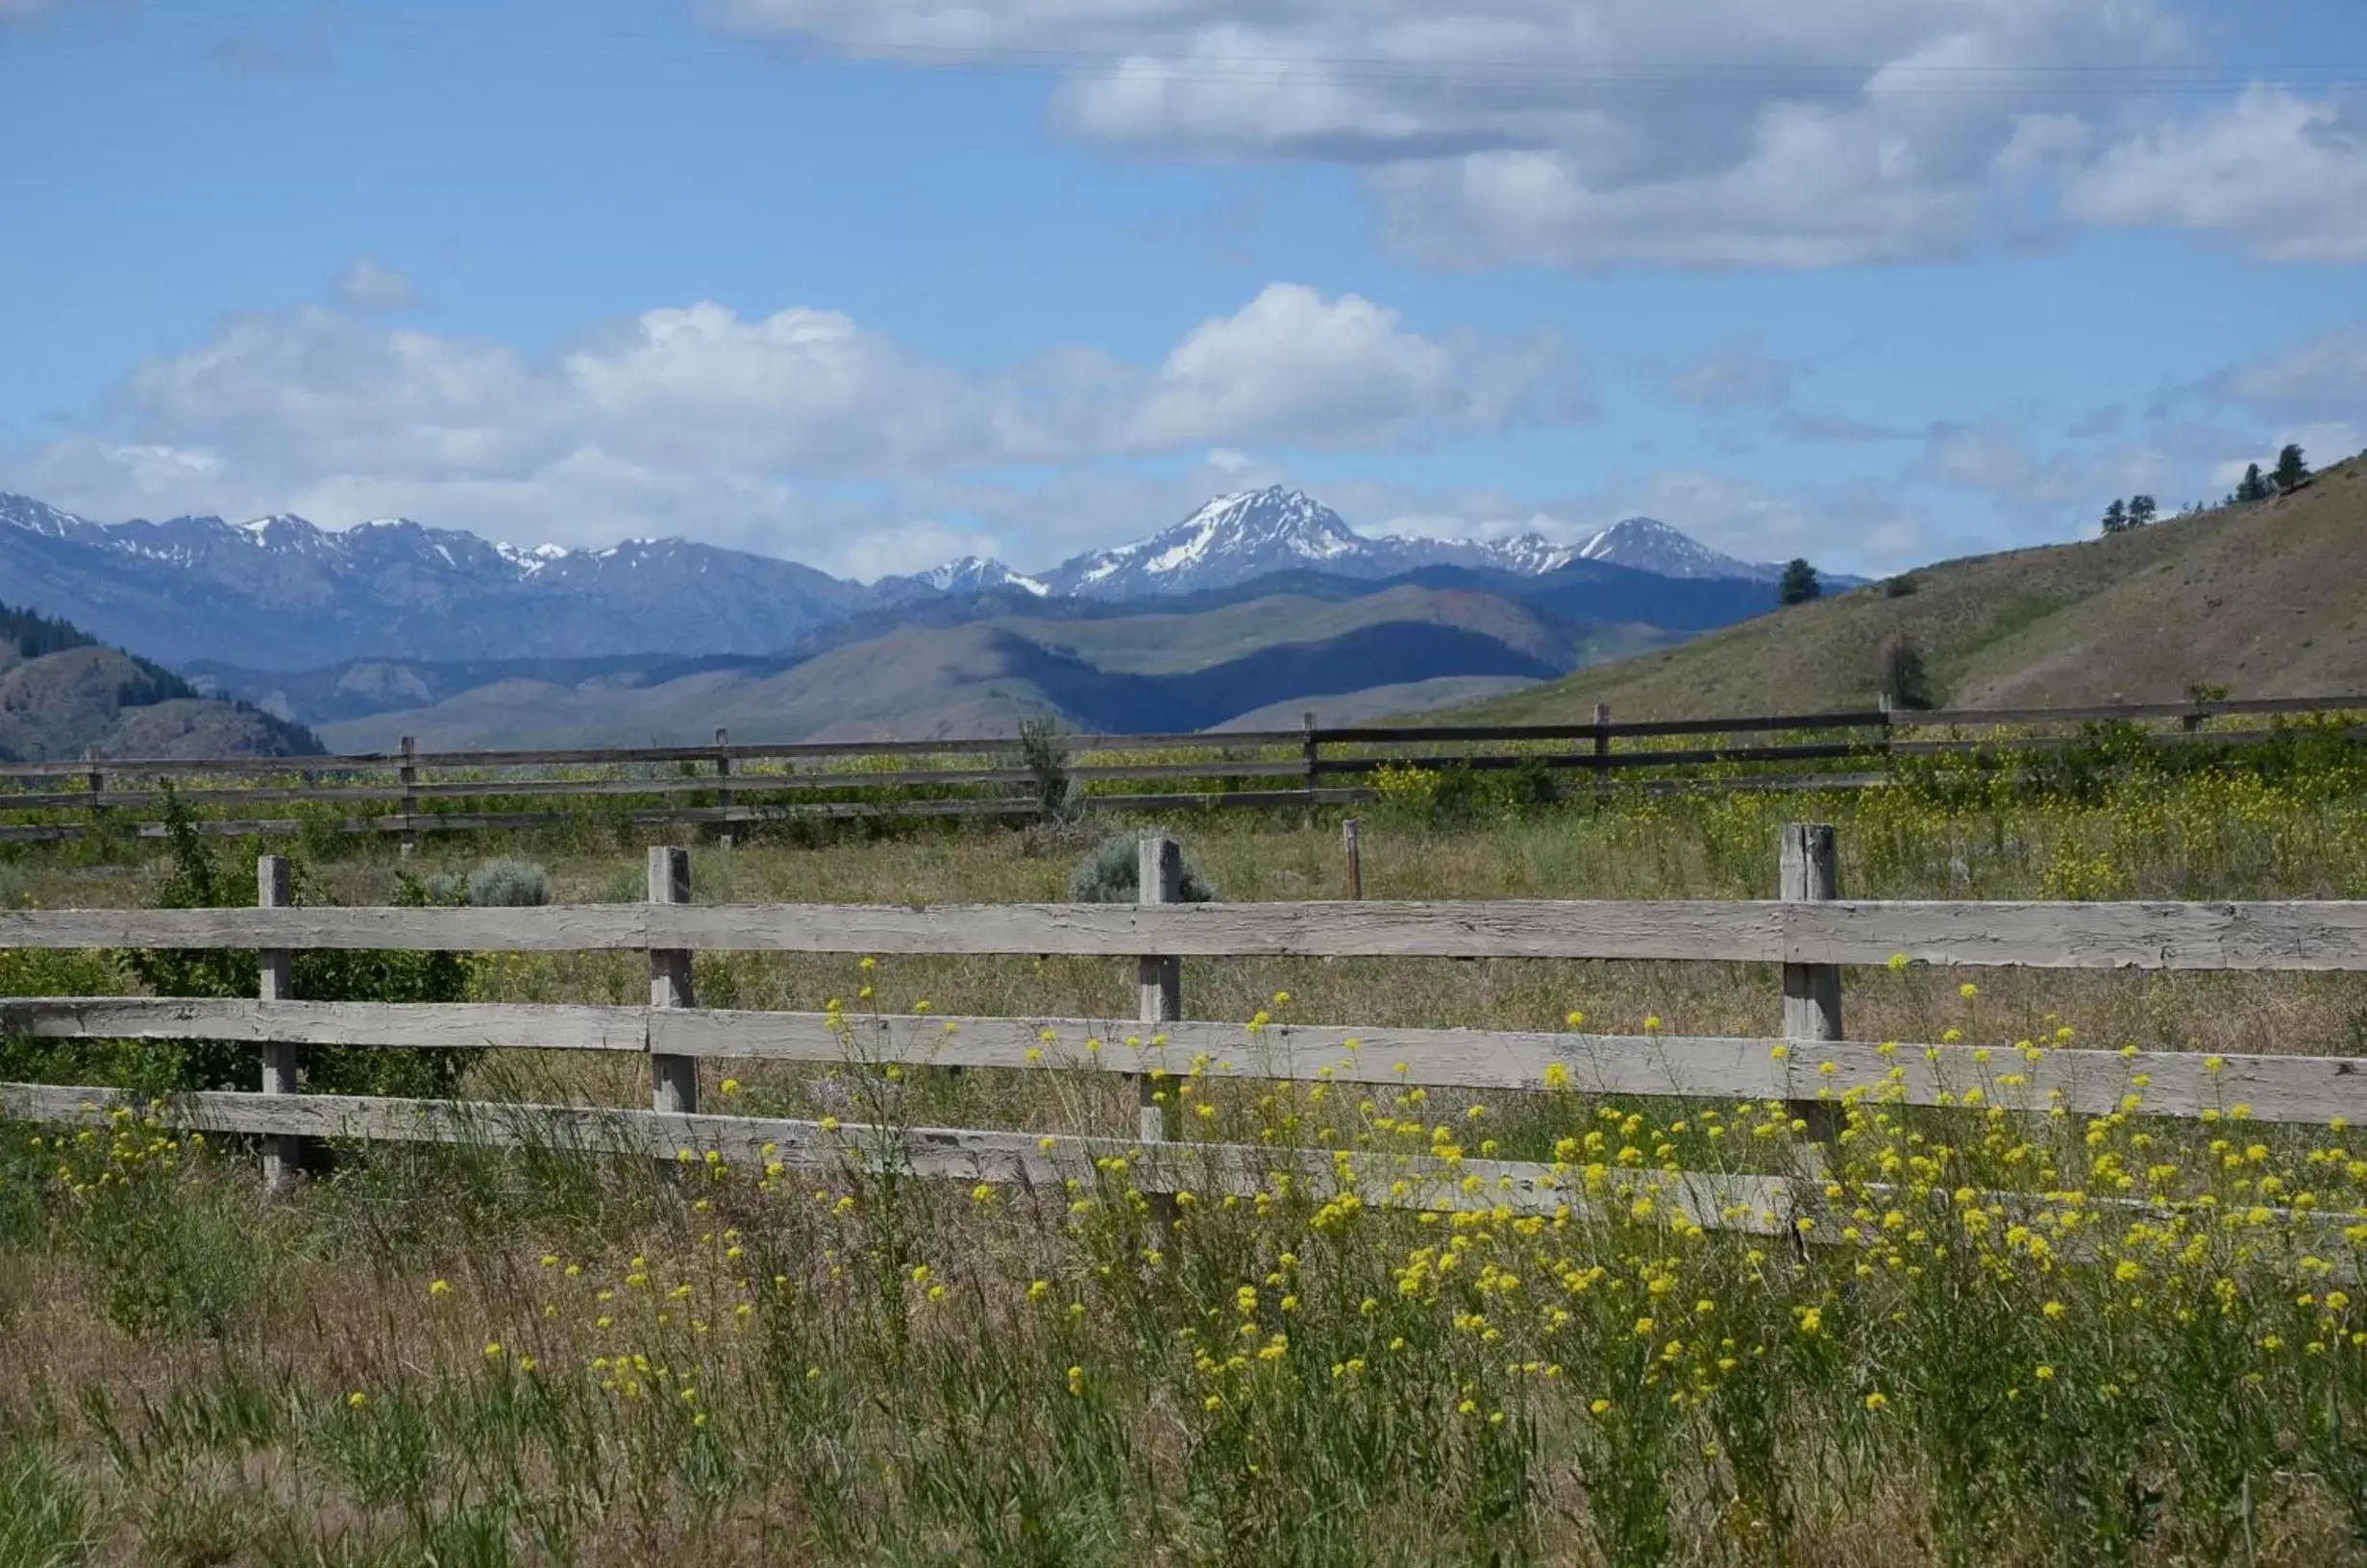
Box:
1573, 517, 1779, 581
2, 493, 102, 541
919, 556, 1051, 596
1046, 486, 1368, 598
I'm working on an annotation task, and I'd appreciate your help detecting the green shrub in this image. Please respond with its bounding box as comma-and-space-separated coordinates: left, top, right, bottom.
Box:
1068, 831, 1217, 903
467, 856, 551, 907
106, 785, 478, 1100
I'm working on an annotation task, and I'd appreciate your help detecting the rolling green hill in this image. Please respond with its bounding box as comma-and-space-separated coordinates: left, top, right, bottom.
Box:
1437, 453, 2367, 724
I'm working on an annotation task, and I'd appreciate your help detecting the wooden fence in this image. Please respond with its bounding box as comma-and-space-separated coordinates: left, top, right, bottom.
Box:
5, 828, 2366, 1236
2, 692, 2362, 848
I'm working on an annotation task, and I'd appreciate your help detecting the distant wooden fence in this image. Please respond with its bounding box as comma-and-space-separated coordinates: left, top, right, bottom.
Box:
1, 692, 2362, 847
5, 829, 2366, 1237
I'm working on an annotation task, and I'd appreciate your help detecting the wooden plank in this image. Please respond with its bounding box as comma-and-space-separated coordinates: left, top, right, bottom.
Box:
1911, 696, 2367, 728
653, 897, 1792, 959
12, 996, 2347, 1125
5, 996, 2357, 1125
0, 904, 653, 951
0, 996, 648, 1050
0, 1082, 1796, 1231
1312, 742, 1870, 776
5, 895, 2365, 969
658, 896, 2367, 968
1316, 711, 1892, 744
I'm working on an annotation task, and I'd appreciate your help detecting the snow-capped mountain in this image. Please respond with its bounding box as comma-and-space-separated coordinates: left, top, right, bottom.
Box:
2, 483, 1798, 674
1571, 517, 1782, 581
884, 555, 1050, 599
1035, 486, 1777, 599
1041, 487, 1367, 598
0, 495, 867, 668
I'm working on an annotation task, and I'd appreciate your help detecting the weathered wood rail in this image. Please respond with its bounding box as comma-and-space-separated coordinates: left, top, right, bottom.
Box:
5, 827, 2367, 1237
2, 693, 2359, 845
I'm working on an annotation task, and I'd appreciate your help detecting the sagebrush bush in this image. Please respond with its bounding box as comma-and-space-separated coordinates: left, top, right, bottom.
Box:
1067, 830, 1217, 903
467, 857, 551, 908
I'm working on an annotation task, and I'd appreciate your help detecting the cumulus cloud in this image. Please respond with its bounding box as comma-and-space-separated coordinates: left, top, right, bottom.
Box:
1127, 284, 1568, 447
2063, 87, 2367, 263
704, 0, 2362, 268
3, 284, 1569, 573
333, 257, 421, 312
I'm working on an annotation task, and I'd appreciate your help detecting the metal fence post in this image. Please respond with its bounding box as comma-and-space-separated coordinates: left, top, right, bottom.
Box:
1780, 823, 1843, 1164
258, 854, 300, 1193
648, 845, 698, 1115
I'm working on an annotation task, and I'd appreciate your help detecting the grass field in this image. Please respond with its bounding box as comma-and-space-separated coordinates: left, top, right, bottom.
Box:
6, 763, 2367, 1564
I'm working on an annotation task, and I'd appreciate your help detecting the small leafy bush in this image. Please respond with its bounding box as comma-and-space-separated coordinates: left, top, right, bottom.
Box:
105, 786, 478, 1099
467, 856, 551, 907
1068, 831, 1217, 903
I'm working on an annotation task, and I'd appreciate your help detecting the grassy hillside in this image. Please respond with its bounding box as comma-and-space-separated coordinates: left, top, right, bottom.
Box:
1443, 453, 2367, 723
314, 583, 1658, 748
0, 602, 322, 762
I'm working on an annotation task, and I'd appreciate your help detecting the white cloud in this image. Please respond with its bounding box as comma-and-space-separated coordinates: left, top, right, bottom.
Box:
2064, 87, 2367, 263
333, 257, 421, 312
1127, 284, 1566, 447
1665, 338, 1792, 411
2211, 325, 2367, 415
705, 0, 2362, 268
3, 285, 1566, 574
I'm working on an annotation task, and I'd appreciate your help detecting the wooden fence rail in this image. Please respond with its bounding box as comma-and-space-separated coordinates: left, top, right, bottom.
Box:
6, 827, 2367, 1237
4, 694, 2362, 846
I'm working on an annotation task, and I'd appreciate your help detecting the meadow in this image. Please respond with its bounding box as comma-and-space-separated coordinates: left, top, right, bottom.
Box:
5, 753, 2367, 1565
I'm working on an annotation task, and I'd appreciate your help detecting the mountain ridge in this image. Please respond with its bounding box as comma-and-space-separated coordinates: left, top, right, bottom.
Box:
0, 485, 1793, 676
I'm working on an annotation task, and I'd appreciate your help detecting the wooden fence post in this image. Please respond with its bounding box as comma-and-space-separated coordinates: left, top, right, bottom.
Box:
396, 736, 419, 858
1138, 833, 1182, 1227
1780, 823, 1843, 1162
85, 747, 106, 831
258, 854, 300, 1193
1301, 711, 1320, 821
714, 727, 735, 850
1591, 703, 1612, 797
1343, 818, 1364, 899
648, 845, 698, 1115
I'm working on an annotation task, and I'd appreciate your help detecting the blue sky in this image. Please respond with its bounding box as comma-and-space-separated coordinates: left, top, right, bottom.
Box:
4, 0, 2363, 580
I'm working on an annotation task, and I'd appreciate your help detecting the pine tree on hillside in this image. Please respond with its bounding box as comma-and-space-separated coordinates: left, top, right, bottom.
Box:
2234, 463, 2272, 503
2100, 498, 2129, 534
2274, 443, 2310, 495
2127, 494, 2157, 527
1777, 558, 1821, 606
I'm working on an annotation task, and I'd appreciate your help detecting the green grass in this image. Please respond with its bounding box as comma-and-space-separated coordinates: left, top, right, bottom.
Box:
5, 764, 2367, 1561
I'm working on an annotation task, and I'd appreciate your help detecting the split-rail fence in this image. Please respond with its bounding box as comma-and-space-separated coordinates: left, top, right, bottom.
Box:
1, 691, 2362, 848
5, 827, 2366, 1241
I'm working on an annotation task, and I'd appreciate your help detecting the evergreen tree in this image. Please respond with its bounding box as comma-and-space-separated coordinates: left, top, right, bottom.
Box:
2127, 494, 2157, 527
1777, 558, 1821, 606
2235, 463, 2271, 503
2100, 498, 2128, 534
2274, 443, 2309, 494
